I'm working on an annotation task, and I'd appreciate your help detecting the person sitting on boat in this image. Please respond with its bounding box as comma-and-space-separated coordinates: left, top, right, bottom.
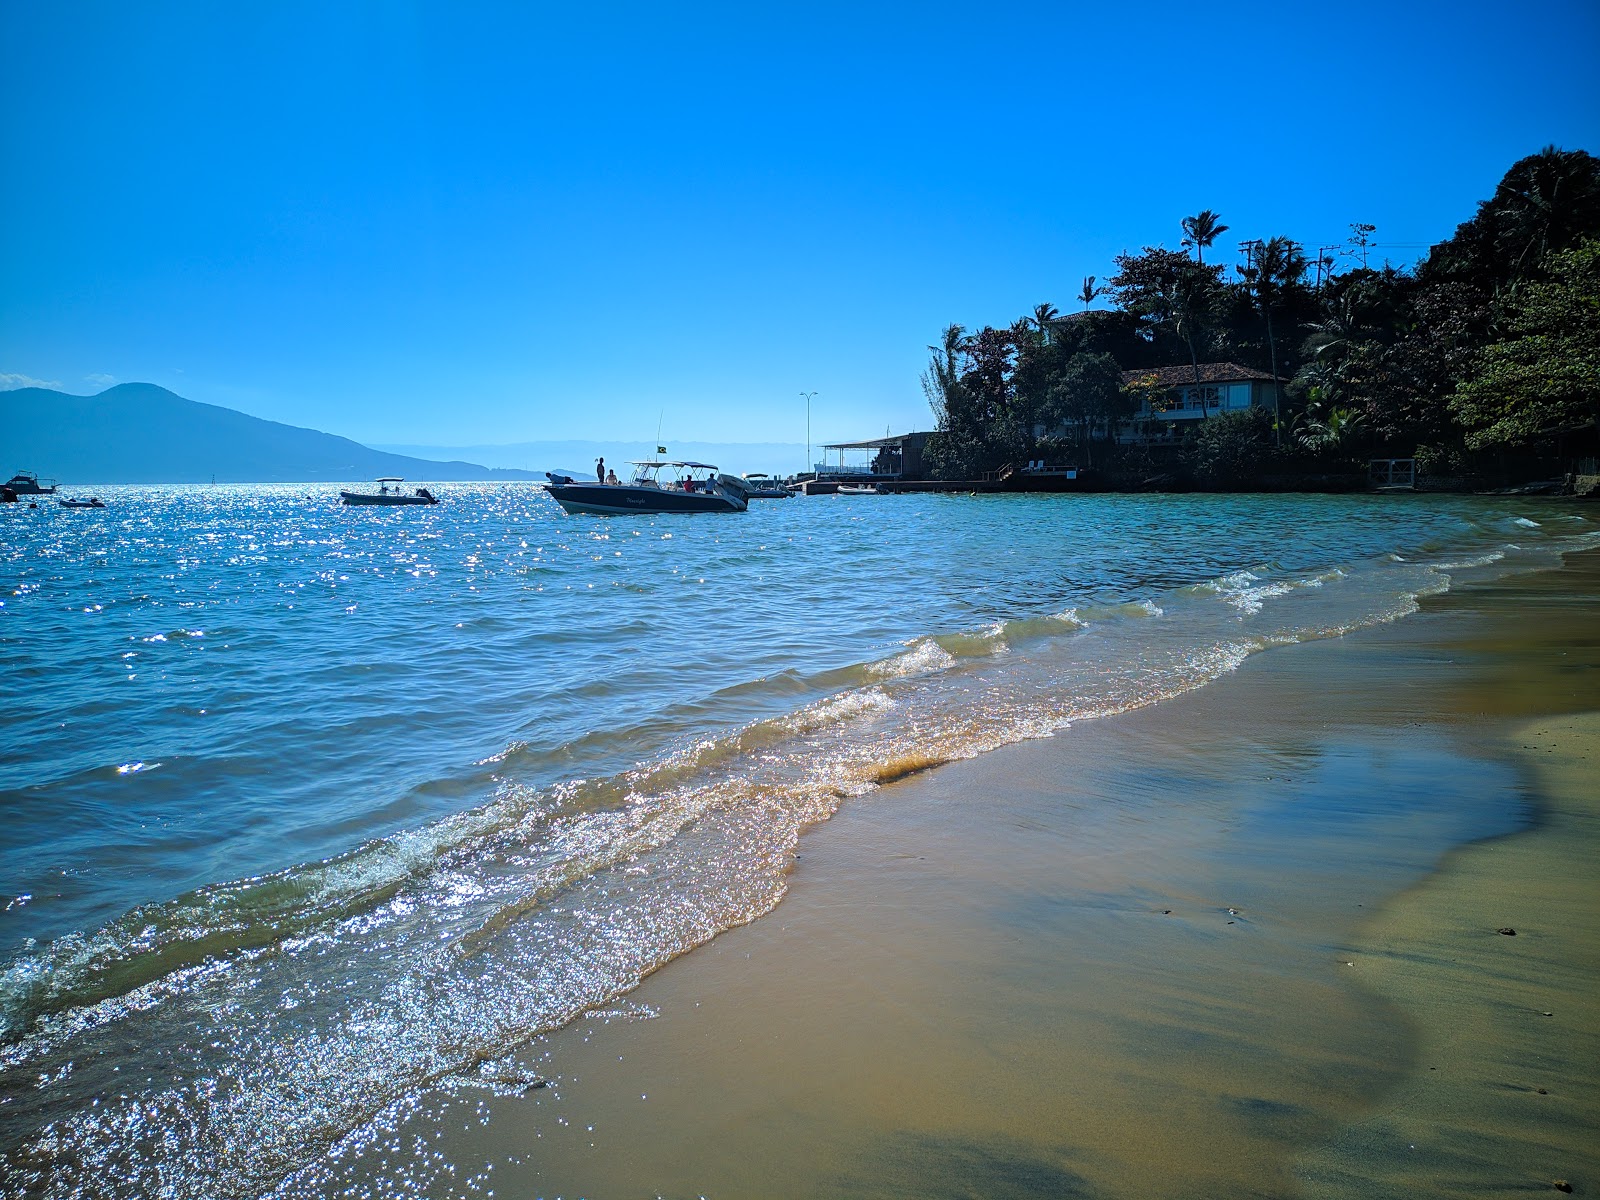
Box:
606, 469, 619, 485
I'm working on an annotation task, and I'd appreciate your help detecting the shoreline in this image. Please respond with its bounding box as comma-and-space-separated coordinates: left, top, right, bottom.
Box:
281, 550, 1600, 1198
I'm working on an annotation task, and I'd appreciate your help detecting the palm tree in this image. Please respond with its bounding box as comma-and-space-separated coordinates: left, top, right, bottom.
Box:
1171, 271, 1214, 417
1492, 145, 1600, 273
1181, 210, 1230, 264
1078, 276, 1101, 309
1239, 236, 1308, 446
1031, 302, 1060, 343
921, 324, 967, 425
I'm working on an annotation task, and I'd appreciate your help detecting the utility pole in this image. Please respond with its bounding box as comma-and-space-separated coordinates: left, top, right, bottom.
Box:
800, 392, 817, 477
1237, 239, 1263, 279
1315, 245, 1341, 290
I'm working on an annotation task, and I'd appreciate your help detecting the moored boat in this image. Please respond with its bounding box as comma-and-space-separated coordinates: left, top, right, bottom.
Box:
6, 471, 57, 495
719, 472, 792, 500
58, 496, 107, 509
339, 478, 439, 506
545, 461, 747, 515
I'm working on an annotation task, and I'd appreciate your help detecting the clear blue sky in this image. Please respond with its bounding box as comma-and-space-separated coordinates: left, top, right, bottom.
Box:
3, 1, 1596, 449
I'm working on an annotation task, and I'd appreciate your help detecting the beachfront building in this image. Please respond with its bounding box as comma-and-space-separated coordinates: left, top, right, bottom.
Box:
814, 432, 931, 482
1118, 362, 1285, 441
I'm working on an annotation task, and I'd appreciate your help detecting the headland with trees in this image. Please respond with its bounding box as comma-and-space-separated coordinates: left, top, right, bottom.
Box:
920, 147, 1600, 491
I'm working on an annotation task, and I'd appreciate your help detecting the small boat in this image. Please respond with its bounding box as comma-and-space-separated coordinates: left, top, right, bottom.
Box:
6, 471, 57, 495
719, 472, 792, 500
340, 478, 439, 506
545, 461, 747, 515
836, 484, 880, 495
58, 497, 107, 509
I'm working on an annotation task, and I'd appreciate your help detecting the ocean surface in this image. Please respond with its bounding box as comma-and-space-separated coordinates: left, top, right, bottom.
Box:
2, 483, 1596, 1198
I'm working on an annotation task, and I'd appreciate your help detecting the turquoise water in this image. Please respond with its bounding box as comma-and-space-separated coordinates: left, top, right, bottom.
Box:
2, 484, 1596, 1197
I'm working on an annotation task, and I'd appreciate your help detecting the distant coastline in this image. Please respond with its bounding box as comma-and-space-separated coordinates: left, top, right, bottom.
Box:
3, 382, 543, 484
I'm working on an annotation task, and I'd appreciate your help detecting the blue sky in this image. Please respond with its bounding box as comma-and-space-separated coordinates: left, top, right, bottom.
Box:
3, 1, 1596, 449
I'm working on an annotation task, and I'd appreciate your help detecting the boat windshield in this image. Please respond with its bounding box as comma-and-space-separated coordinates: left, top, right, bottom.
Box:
626, 460, 720, 488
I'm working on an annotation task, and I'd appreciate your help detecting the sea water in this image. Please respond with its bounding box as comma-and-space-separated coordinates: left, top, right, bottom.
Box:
1, 484, 1596, 1197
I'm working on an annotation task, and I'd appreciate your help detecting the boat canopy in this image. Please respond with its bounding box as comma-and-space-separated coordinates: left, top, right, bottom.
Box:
627, 460, 719, 470
375, 476, 405, 482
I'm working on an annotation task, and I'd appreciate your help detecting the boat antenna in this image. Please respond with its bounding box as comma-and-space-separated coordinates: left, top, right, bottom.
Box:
656, 410, 665, 458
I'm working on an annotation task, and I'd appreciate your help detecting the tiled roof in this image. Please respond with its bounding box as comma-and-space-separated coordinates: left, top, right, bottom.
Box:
1118, 362, 1282, 386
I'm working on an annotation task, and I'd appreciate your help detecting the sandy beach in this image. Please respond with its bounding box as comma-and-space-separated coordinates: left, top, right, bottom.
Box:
281, 550, 1600, 1200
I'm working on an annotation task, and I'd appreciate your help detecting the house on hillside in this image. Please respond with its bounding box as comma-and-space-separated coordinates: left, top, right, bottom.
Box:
1118, 362, 1285, 441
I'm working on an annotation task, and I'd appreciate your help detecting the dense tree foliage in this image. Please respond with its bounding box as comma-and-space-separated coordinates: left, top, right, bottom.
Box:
922, 146, 1600, 486
1451, 239, 1600, 450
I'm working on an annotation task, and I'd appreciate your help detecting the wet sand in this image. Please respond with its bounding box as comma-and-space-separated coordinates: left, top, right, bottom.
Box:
1298, 710, 1600, 1198
286, 551, 1600, 1200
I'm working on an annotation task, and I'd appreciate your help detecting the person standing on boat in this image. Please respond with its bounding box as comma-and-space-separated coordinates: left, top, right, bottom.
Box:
596, 456, 606, 483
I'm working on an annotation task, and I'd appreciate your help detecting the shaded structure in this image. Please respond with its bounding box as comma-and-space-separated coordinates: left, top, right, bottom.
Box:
812, 433, 931, 483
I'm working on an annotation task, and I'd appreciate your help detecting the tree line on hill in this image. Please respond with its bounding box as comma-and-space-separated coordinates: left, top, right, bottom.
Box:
920, 146, 1600, 488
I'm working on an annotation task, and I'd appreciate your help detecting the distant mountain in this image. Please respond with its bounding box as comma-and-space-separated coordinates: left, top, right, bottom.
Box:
1, 384, 542, 484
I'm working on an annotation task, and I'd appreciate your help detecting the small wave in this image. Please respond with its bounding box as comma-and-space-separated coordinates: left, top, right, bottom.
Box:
1059, 598, 1164, 624
868, 639, 957, 679
773, 688, 894, 736
1434, 550, 1506, 570
872, 752, 952, 784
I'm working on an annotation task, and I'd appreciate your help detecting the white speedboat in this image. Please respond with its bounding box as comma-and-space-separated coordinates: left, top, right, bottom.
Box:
545, 461, 747, 515
340, 478, 439, 506
58, 496, 107, 509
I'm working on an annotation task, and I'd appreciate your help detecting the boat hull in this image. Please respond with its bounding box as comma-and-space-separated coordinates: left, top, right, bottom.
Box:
545, 483, 746, 515
340, 492, 437, 506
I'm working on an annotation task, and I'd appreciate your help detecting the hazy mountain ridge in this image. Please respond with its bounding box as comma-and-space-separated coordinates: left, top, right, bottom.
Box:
2, 384, 542, 484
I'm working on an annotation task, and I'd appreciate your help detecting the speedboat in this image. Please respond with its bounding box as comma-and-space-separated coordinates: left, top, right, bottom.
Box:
545, 461, 747, 515
6, 471, 57, 495
340, 478, 439, 506
719, 472, 792, 500
58, 497, 107, 509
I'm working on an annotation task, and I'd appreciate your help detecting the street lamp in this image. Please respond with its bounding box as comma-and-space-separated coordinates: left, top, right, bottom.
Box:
800, 392, 817, 477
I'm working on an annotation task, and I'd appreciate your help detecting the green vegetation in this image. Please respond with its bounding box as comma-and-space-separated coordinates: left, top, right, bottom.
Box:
921, 147, 1600, 488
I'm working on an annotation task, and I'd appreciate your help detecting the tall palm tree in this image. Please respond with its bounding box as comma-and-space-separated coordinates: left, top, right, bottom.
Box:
1239, 236, 1308, 446
921, 323, 967, 425
1171, 271, 1214, 417
1181, 210, 1230, 264
1078, 276, 1101, 309
1031, 302, 1060, 343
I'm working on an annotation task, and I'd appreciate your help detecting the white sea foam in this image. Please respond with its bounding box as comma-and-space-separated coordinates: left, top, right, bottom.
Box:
869, 639, 957, 679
